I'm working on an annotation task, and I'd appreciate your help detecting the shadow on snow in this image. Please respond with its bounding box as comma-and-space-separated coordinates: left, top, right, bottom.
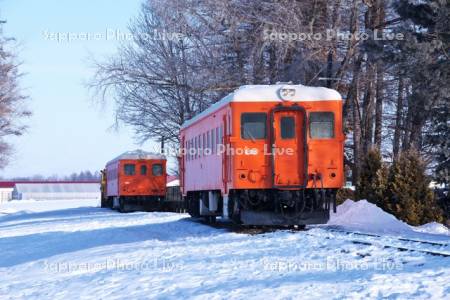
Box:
0, 207, 213, 267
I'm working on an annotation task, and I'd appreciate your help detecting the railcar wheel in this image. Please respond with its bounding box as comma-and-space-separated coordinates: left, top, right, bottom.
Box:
118, 198, 126, 213
205, 216, 216, 224
186, 193, 200, 218
292, 225, 306, 231
228, 195, 242, 224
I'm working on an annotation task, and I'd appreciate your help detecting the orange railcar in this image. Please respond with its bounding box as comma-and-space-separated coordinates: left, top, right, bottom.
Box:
101, 150, 167, 212
180, 84, 344, 225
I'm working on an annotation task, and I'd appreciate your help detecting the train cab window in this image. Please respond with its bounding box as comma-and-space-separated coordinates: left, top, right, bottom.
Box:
309, 112, 334, 138
241, 113, 267, 140
281, 116, 295, 139
152, 164, 163, 176
124, 164, 136, 175
140, 165, 147, 175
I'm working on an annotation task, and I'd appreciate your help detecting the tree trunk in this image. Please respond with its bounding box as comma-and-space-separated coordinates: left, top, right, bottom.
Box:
374, 62, 384, 149
373, 0, 385, 149
349, 56, 363, 185
362, 63, 376, 153
406, 85, 427, 151
393, 76, 404, 160
402, 84, 412, 151
268, 46, 276, 84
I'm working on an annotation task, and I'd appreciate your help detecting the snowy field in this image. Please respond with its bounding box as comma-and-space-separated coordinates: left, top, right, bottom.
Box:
0, 199, 449, 299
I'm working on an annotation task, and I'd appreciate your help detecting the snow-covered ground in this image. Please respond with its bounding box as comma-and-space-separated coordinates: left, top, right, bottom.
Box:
0, 199, 449, 299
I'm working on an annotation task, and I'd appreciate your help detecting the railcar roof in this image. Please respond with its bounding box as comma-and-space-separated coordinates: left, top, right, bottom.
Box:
106, 149, 166, 166
181, 84, 341, 129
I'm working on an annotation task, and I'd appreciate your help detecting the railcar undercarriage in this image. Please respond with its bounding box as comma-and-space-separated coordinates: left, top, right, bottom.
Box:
104, 195, 164, 213
186, 188, 337, 226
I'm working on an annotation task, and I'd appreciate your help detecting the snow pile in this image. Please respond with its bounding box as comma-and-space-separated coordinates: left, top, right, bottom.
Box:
328, 199, 412, 234
166, 179, 180, 187
413, 222, 450, 236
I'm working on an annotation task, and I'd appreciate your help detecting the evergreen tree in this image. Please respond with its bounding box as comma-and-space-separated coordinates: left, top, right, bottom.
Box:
386, 150, 443, 225
336, 188, 355, 205
356, 148, 388, 207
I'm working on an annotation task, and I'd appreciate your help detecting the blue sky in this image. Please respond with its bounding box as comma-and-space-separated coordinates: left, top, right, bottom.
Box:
0, 0, 161, 178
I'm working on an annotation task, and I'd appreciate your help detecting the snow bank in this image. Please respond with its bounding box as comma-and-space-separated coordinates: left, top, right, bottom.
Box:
328, 199, 412, 234
0, 199, 99, 216
413, 222, 450, 236
328, 199, 450, 237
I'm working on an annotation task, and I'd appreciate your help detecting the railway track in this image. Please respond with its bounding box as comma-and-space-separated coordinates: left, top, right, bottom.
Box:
323, 227, 449, 247
192, 218, 450, 257
309, 227, 450, 258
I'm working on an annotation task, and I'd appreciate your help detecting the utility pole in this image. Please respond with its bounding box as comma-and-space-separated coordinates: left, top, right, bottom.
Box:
160, 136, 165, 155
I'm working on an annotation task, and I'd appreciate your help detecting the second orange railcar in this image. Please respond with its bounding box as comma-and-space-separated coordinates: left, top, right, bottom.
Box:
101, 150, 167, 212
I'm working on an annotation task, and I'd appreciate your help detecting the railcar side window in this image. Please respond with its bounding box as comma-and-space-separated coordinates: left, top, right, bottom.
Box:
152, 164, 163, 176
140, 165, 147, 175
124, 164, 136, 175
203, 133, 206, 156
309, 112, 334, 138
197, 134, 202, 158
195, 136, 198, 159
241, 113, 267, 140
216, 127, 220, 146
281, 116, 295, 139
187, 140, 190, 161
211, 129, 215, 153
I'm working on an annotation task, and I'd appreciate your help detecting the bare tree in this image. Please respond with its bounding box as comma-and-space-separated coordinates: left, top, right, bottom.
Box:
0, 20, 30, 168
90, 0, 448, 187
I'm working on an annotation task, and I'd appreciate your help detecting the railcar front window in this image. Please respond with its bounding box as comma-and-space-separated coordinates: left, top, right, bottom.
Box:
241, 113, 267, 140
281, 116, 295, 139
309, 112, 334, 138
124, 164, 136, 175
152, 164, 163, 176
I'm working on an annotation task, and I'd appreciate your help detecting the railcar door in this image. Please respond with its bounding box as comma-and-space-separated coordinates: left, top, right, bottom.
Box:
271, 108, 306, 188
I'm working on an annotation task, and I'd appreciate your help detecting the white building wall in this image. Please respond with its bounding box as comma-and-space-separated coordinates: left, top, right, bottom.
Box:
13, 183, 100, 201
18, 192, 100, 201
0, 188, 13, 203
